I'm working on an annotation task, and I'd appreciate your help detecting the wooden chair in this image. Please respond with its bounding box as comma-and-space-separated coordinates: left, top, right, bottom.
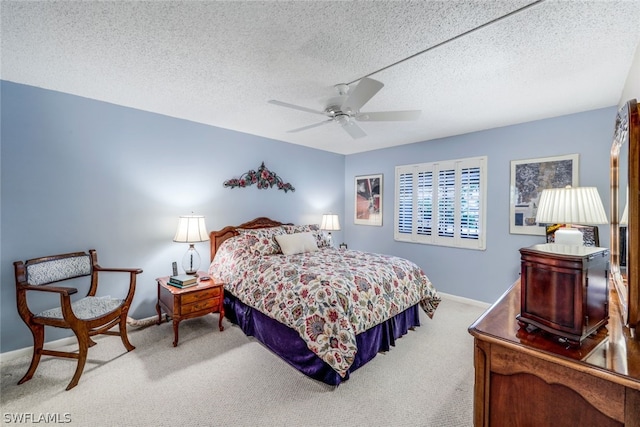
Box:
14, 249, 142, 390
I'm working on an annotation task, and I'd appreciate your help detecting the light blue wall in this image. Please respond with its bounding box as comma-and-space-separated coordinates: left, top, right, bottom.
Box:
0, 81, 345, 352
345, 107, 616, 304
0, 80, 617, 353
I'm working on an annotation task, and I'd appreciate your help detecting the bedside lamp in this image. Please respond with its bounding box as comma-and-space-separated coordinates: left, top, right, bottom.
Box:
320, 213, 341, 247
535, 186, 608, 246
173, 214, 209, 275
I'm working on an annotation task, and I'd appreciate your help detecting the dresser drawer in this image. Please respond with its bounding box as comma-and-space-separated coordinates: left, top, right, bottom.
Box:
181, 286, 222, 305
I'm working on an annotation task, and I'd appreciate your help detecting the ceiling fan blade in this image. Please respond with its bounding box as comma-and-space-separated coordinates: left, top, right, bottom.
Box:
341, 77, 384, 114
287, 120, 333, 133
355, 110, 421, 121
268, 100, 325, 116
341, 119, 367, 139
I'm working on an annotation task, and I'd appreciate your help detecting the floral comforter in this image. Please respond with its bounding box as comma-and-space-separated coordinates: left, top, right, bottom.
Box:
209, 236, 440, 377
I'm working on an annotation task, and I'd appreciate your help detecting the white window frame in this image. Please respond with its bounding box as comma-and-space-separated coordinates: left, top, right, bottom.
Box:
394, 156, 487, 250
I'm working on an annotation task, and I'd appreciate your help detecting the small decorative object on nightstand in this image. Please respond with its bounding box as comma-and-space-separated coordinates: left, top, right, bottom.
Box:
320, 213, 340, 247
156, 272, 224, 347
173, 214, 209, 275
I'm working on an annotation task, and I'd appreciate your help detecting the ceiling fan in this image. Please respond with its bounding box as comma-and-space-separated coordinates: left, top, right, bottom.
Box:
268, 77, 421, 139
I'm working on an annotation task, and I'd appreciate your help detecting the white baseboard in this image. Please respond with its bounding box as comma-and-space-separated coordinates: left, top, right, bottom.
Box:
438, 292, 491, 309
1, 299, 484, 362
0, 314, 164, 363
0, 336, 77, 362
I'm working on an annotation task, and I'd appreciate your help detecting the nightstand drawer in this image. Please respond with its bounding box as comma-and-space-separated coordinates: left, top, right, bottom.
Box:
182, 287, 221, 305
181, 297, 219, 315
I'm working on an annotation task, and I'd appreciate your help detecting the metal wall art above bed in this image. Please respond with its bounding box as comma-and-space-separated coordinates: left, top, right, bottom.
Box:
223, 162, 295, 192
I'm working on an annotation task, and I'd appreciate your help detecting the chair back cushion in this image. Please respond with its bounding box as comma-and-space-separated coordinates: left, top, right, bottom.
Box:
26, 254, 92, 285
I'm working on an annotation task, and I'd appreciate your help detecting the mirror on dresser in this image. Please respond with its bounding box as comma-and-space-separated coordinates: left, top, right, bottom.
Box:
610, 98, 639, 334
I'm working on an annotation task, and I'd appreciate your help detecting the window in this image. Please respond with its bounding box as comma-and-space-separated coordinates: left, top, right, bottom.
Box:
395, 156, 487, 250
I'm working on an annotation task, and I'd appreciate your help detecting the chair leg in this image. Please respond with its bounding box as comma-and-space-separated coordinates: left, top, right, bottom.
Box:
18, 324, 44, 385
119, 314, 135, 352
66, 327, 89, 391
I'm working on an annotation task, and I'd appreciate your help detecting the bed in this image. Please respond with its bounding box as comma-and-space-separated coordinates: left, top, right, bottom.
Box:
208, 217, 441, 385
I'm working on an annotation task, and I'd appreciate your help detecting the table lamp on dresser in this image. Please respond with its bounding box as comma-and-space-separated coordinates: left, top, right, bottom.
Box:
535, 185, 608, 245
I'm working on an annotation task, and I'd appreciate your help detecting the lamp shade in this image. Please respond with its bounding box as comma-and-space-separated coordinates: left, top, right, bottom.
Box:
173, 215, 209, 243
620, 187, 629, 226
320, 214, 341, 231
535, 186, 608, 226
620, 202, 628, 225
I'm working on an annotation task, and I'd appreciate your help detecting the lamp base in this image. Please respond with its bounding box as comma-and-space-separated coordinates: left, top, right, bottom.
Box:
327, 232, 334, 248
182, 244, 201, 275
555, 227, 583, 246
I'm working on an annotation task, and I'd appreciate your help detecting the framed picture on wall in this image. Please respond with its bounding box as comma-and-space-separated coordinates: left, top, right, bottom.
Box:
355, 174, 382, 226
509, 154, 579, 235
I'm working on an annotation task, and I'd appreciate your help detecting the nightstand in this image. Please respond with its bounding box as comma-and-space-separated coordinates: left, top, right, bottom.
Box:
155, 272, 225, 347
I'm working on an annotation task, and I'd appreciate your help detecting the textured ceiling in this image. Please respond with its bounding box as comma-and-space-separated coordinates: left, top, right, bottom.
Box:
2, 1, 640, 155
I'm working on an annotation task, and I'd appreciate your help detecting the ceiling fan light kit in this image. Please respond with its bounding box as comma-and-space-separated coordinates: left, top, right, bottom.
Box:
268, 77, 421, 139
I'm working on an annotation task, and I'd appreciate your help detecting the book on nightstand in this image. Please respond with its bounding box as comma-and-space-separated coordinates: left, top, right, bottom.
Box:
169, 274, 198, 286
167, 281, 198, 289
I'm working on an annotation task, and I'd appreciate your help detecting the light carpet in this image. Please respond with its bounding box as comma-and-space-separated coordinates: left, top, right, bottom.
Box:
0, 297, 487, 427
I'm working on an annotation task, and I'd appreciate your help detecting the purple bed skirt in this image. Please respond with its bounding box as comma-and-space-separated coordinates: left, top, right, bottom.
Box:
223, 292, 422, 385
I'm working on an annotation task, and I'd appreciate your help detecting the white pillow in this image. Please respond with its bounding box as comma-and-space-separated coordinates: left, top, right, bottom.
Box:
275, 232, 319, 255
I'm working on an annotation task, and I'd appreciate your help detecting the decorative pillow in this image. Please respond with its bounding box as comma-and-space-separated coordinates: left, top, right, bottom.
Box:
275, 232, 319, 255
238, 226, 285, 255
283, 224, 330, 248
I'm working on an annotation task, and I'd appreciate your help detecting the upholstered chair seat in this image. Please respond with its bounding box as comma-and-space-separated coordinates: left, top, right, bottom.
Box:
37, 296, 124, 320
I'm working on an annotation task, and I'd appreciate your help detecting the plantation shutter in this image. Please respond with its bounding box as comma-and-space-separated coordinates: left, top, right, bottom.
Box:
437, 168, 456, 239
460, 166, 481, 240
395, 156, 487, 250
397, 171, 413, 235
417, 170, 433, 236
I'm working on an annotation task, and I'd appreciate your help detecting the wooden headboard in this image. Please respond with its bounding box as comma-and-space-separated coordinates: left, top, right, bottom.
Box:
209, 217, 291, 262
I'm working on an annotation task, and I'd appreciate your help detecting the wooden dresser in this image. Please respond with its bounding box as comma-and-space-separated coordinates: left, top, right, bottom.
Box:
468, 280, 640, 427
